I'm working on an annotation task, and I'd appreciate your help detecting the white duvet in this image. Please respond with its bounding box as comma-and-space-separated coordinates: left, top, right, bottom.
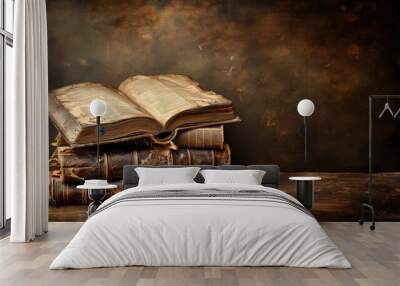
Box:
50, 183, 351, 269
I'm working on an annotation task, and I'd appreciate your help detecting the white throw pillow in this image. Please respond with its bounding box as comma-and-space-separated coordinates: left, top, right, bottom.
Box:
135, 167, 201, 186
200, 169, 266, 185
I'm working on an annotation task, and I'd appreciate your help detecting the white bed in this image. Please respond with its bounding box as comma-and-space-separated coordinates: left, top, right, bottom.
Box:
50, 183, 351, 269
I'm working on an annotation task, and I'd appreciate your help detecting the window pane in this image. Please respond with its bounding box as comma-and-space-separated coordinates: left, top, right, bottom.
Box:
0, 0, 2, 30
5, 44, 13, 220
5, 0, 14, 33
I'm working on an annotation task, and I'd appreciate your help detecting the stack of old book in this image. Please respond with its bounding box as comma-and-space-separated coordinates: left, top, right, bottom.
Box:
49, 74, 239, 206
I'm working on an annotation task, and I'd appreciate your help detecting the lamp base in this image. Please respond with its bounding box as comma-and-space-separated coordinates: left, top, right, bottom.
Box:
87, 189, 107, 215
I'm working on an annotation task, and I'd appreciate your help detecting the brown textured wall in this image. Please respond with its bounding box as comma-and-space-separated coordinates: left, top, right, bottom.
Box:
47, 0, 400, 171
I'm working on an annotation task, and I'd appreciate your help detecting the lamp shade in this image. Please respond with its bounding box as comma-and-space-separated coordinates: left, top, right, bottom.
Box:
297, 99, 315, 117
90, 99, 107, 117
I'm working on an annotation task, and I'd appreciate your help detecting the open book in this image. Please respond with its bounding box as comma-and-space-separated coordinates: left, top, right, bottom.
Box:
49, 74, 240, 147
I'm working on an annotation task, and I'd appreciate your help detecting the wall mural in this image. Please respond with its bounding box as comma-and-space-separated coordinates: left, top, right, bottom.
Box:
47, 0, 400, 220
47, 0, 400, 171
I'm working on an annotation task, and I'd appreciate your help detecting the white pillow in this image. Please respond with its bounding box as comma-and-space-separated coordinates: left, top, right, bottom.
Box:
200, 169, 266, 185
135, 167, 201, 186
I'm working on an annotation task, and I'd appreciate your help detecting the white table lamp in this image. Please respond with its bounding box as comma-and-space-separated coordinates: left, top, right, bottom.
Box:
90, 99, 107, 177
297, 99, 315, 117
90, 99, 107, 117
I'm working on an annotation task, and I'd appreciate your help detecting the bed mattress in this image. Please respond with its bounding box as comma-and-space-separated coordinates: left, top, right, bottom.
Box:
50, 183, 350, 269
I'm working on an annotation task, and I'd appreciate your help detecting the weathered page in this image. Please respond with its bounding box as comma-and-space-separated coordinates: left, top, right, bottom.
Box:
119, 75, 234, 128
49, 83, 161, 145
53, 82, 150, 125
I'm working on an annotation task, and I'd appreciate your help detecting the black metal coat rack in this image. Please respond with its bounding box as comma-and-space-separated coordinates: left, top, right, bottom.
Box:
359, 95, 400, 230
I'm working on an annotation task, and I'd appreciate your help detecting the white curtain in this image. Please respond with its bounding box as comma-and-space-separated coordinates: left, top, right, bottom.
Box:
9, 0, 49, 242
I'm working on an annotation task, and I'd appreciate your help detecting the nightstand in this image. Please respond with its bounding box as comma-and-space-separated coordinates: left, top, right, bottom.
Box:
77, 184, 117, 215
289, 176, 321, 210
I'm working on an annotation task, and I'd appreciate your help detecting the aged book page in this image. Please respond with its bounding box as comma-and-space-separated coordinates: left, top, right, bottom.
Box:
49, 75, 239, 146
49, 82, 161, 145
119, 74, 233, 128
52, 82, 152, 125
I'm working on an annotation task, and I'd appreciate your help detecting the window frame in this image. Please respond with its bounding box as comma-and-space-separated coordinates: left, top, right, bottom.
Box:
0, 0, 13, 232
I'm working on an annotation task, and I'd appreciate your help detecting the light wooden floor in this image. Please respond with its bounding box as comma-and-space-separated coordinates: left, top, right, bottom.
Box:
0, 222, 398, 286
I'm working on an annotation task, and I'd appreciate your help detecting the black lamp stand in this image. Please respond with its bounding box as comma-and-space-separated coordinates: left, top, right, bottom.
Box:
303, 116, 308, 162
95, 115, 105, 178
